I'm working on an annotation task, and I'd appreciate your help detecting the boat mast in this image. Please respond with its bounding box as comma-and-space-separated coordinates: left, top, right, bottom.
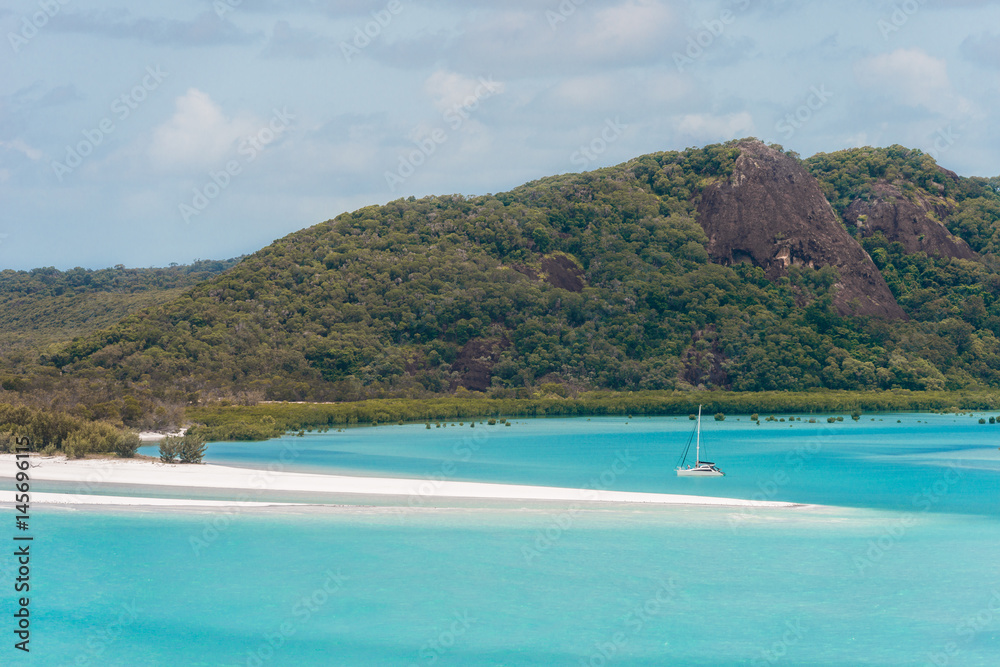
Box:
696, 405, 701, 464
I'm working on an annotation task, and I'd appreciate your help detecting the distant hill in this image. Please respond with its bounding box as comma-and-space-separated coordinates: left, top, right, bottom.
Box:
0, 259, 241, 352
6, 140, 1000, 414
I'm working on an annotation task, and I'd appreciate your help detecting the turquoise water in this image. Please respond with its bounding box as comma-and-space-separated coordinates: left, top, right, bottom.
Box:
8, 414, 1000, 665
140, 413, 1000, 515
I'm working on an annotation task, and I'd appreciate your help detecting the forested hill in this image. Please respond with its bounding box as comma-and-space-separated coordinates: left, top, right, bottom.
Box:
0, 259, 242, 352
14, 140, 1000, 405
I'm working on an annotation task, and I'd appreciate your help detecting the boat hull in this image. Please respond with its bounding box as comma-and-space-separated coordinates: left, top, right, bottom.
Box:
676, 467, 724, 477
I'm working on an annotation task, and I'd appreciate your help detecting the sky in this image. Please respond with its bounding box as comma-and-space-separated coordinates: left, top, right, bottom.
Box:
1, 0, 999, 271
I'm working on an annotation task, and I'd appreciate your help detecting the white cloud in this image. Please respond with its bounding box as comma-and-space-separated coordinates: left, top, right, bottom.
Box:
0, 139, 43, 161
379, 1, 677, 78
423, 70, 505, 115
148, 89, 259, 170
676, 112, 756, 142
854, 48, 971, 115
550, 75, 621, 108
579, 0, 675, 57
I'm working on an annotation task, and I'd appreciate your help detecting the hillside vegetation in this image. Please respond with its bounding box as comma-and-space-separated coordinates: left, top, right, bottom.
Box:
0, 259, 241, 352
1, 141, 999, 440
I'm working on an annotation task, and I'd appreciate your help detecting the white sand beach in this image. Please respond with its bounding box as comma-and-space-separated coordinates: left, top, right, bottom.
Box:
0, 455, 804, 509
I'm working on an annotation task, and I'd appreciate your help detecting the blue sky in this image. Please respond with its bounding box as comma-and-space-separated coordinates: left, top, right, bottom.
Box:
1, 0, 999, 270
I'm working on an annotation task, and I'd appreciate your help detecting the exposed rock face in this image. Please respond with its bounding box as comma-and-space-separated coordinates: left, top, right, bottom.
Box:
696, 140, 906, 319
541, 255, 585, 292
843, 183, 977, 261
450, 337, 508, 392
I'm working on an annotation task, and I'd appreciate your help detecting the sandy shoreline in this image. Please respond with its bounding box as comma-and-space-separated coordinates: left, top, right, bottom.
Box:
0, 454, 804, 509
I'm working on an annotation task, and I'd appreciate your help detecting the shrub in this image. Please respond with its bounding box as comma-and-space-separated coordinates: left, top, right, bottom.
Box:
63, 431, 94, 459
979, 418, 987, 424
112, 431, 141, 458
159, 438, 180, 463
178, 434, 207, 464
827, 417, 837, 423
851, 412, 861, 421
750, 413, 759, 421
160, 434, 207, 464
714, 413, 725, 421
990, 417, 996, 424
688, 414, 697, 420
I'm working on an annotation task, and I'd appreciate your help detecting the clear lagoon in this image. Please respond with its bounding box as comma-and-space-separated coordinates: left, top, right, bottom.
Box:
10, 412, 1000, 665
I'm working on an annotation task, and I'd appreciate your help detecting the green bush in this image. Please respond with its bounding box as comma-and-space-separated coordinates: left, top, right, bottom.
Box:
178, 434, 207, 464
159, 438, 180, 463
63, 431, 94, 459
714, 413, 725, 421
160, 434, 207, 464
112, 431, 141, 458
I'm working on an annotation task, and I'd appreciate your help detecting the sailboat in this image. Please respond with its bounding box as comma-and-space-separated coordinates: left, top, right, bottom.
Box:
676, 405, 724, 477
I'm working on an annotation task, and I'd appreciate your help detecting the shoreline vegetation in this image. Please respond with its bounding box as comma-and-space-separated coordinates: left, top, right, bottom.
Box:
3, 390, 998, 456
185, 389, 1000, 442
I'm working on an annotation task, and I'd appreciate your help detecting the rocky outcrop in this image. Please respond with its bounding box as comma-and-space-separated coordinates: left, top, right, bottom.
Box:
843, 183, 976, 261
449, 337, 508, 392
541, 254, 585, 292
696, 140, 906, 319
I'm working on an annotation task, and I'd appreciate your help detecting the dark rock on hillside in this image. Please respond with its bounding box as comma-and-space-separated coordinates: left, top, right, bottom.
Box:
696, 140, 906, 319
843, 183, 977, 261
449, 337, 509, 392
679, 327, 729, 389
540, 255, 585, 292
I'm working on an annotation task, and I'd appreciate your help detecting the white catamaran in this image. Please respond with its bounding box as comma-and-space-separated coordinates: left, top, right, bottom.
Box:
676, 405, 724, 477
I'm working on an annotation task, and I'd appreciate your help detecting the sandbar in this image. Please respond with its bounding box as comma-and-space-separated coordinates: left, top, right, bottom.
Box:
0, 455, 803, 509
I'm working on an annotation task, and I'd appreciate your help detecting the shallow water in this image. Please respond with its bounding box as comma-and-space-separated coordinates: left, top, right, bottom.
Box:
9, 413, 1000, 665
141, 412, 1000, 515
